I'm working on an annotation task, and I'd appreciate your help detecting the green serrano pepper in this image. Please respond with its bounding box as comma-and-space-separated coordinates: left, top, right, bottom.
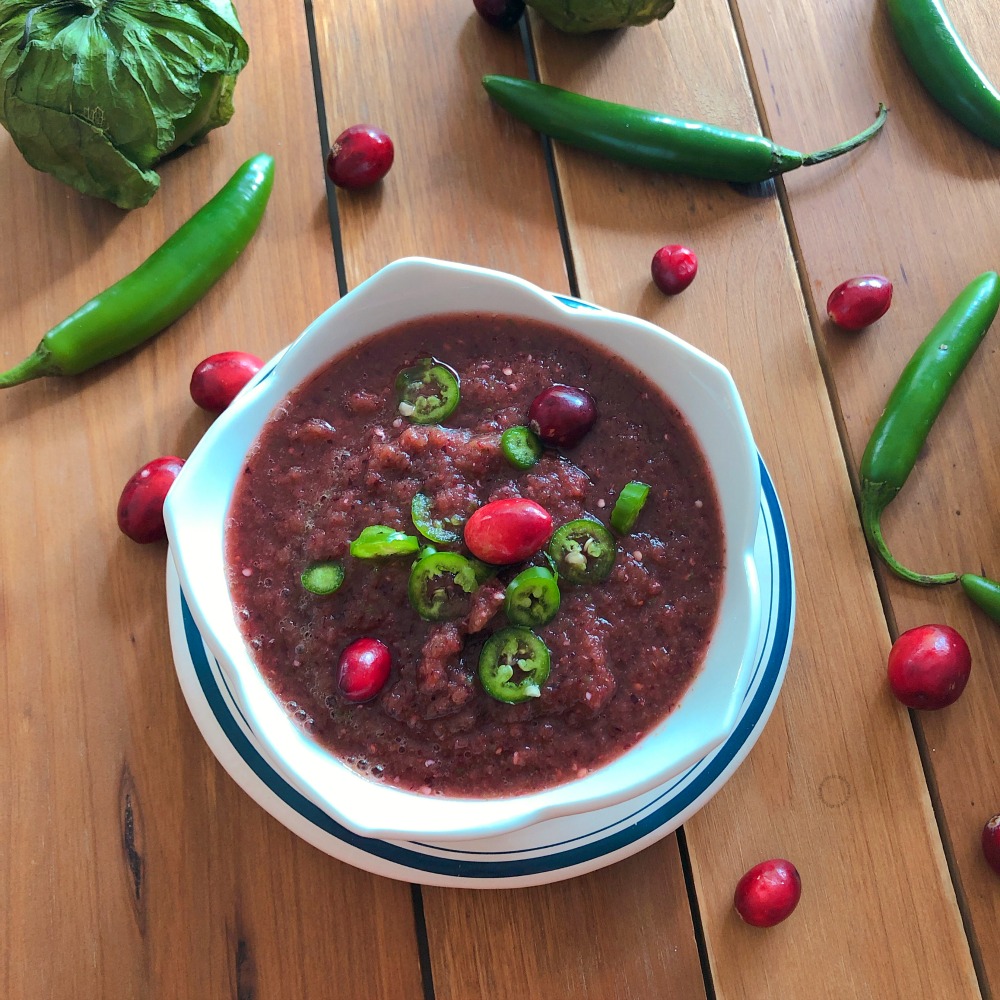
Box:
482, 75, 887, 183
960, 573, 1000, 623
860, 271, 1000, 585
0, 153, 275, 388
887, 0, 1000, 148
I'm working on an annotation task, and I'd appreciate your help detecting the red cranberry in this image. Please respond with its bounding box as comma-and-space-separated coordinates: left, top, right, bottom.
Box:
734, 858, 802, 927
827, 274, 893, 330
984, 815, 1000, 876
326, 125, 394, 189
463, 498, 553, 565
117, 456, 185, 544
651, 244, 698, 295
338, 638, 392, 702
887, 624, 971, 710
473, 0, 525, 28
190, 351, 264, 413
528, 384, 597, 448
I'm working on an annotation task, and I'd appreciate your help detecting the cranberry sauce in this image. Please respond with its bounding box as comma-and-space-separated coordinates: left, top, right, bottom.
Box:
225, 312, 725, 797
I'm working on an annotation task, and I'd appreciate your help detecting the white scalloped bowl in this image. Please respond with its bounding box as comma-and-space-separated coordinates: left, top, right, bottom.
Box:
164, 257, 762, 843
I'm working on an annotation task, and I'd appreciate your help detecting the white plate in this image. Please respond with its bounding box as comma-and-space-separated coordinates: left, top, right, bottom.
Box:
166, 455, 793, 889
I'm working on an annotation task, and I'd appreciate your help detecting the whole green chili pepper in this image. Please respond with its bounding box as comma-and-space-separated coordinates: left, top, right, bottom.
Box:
860, 271, 1000, 585
960, 573, 1000, 623
0, 153, 275, 388
886, 0, 1000, 148
482, 75, 887, 183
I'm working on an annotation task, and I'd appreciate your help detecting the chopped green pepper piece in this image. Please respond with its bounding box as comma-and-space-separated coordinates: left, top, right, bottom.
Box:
300, 560, 345, 595
395, 357, 460, 424
500, 425, 543, 470
350, 525, 420, 559
610, 481, 651, 535
411, 492, 464, 544
505, 566, 560, 627
479, 627, 550, 703
408, 551, 480, 621
547, 518, 616, 585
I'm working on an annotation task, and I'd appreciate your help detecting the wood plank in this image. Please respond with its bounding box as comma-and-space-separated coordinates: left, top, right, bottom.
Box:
530, 1, 981, 996
0, 3, 423, 998
311, 3, 708, 998
736, 0, 1000, 990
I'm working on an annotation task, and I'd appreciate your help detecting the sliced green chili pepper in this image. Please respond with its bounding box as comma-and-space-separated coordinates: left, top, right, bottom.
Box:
478, 627, 550, 704
860, 271, 1000, 585
610, 481, 651, 535
547, 518, 616, 585
500, 426, 543, 470
408, 551, 480, 621
960, 573, 1000, 623
887, 0, 1000, 148
395, 358, 460, 424
482, 75, 887, 184
350, 525, 420, 559
411, 492, 464, 544
300, 561, 345, 595
505, 566, 561, 627
0, 153, 275, 388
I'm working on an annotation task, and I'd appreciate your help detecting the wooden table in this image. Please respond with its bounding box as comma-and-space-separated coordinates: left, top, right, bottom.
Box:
3, 2, 999, 996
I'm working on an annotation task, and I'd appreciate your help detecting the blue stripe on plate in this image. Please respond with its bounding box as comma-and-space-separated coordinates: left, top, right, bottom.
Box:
184, 455, 791, 879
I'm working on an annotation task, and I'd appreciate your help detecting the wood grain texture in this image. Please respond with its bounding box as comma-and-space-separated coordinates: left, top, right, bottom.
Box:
0, 3, 423, 999
736, 0, 1000, 991
531, 1, 982, 997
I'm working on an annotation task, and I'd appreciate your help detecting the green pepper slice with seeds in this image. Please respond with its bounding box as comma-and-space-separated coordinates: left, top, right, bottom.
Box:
610, 481, 651, 535
300, 560, 345, 595
350, 525, 420, 559
547, 518, 616, 585
411, 492, 464, 545
479, 627, 551, 704
395, 357, 460, 424
408, 551, 480, 621
500, 425, 543, 470
504, 566, 560, 627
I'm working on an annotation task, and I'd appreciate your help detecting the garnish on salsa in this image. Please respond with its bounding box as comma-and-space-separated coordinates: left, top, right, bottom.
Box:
479, 627, 551, 703
395, 357, 461, 423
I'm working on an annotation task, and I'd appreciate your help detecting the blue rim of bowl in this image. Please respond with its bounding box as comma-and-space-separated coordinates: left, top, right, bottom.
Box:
175, 452, 791, 880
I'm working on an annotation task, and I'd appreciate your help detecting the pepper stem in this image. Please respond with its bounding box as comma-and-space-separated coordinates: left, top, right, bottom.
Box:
861, 492, 957, 586
801, 104, 889, 167
0, 343, 59, 388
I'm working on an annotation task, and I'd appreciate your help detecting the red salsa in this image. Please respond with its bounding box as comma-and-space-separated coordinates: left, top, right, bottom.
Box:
226, 312, 724, 797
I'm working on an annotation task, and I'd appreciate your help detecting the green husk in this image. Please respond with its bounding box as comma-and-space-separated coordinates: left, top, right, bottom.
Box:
526, 0, 676, 33
0, 0, 248, 208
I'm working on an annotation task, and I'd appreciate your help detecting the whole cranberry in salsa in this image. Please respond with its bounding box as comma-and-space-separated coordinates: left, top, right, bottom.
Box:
464, 497, 553, 565
984, 815, 1000, 877
117, 456, 185, 544
190, 350, 264, 413
651, 244, 698, 295
326, 124, 395, 189
886, 623, 971, 710
338, 638, 392, 702
734, 858, 802, 928
826, 274, 893, 331
528, 384, 597, 448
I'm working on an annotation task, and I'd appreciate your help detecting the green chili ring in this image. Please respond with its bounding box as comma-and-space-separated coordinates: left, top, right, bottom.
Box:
395, 357, 461, 424
478, 627, 551, 704
408, 551, 480, 621
0, 153, 275, 388
500, 426, 543, 470
547, 518, 616, 585
300, 561, 345, 595
350, 525, 420, 559
504, 566, 561, 627
610, 481, 651, 535
411, 492, 464, 544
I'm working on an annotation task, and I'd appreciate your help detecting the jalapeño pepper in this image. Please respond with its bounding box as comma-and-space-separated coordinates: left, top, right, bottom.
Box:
547, 518, 616, 585
960, 573, 1000, 624
505, 566, 561, 627
300, 561, 345, 595
479, 627, 551, 703
408, 551, 480, 621
610, 481, 651, 535
411, 493, 464, 545
350, 526, 420, 559
396, 358, 461, 424
500, 426, 543, 470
